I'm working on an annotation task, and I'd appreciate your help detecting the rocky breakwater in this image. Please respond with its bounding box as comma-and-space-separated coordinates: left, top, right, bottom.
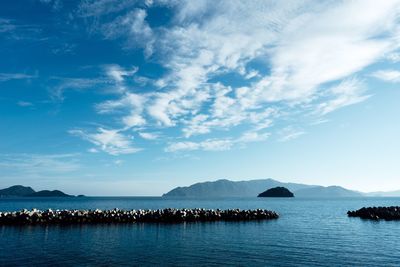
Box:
0, 208, 279, 225
348, 206, 400, 220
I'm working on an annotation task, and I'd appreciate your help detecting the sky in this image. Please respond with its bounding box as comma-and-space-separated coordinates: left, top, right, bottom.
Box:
0, 0, 399, 196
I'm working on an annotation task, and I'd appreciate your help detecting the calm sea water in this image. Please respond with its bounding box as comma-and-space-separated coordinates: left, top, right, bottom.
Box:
0, 197, 399, 266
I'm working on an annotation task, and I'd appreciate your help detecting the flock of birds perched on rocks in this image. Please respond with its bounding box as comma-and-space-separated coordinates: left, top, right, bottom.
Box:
347, 206, 400, 220
0, 208, 279, 225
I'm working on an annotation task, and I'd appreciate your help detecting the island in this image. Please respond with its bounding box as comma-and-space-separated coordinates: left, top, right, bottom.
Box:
258, 187, 294, 197
0, 185, 74, 198
0, 185, 35, 197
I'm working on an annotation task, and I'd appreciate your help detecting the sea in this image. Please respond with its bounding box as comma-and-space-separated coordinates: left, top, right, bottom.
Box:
0, 197, 399, 266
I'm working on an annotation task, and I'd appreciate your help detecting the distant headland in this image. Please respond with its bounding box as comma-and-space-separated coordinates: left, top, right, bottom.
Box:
0, 185, 76, 198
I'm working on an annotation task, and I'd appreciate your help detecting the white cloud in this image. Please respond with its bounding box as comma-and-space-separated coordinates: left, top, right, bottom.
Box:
138, 132, 159, 140
0, 18, 43, 40
316, 79, 370, 115
151, 0, 399, 131
165, 138, 234, 152
166, 130, 270, 152
101, 8, 155, 55
0, 153, 80, 174
17, 101, 33, 107
88, 148, 99, 153
50, 77, 108, 101
69, 128, 141, 155
122, 113, 146, 128
386, 52, 400, 62
245, 0, 399, 104
200, 139, 234, 151
106, 64, 138, 83
278, 126, 306, 142
0, 18, 15, 33
77, 0, 137, 18
72, 1, 400, 154
0, 73, 36, 82
114, 159, 124, 165
238, 131, 270, 143
371, 69, 400, 82
96, 92, 145, 113
96, 92, 148, 129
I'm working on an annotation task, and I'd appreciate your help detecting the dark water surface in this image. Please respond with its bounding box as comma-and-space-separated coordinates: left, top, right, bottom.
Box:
1, 197, 399, 266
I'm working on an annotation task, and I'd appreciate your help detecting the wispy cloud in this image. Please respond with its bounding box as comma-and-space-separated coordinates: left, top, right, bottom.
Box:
17, 101, 34, 107
0, 72, 37, 82
77, 0, 138, 18
0, 17, 44, 41
386, 52, 400, 62
166, 130, 270, 152
0, 18, 16, 33
0, 153, 80, 175
371, 69, 400, 82
106, 64, 138, 83
39, 0, 63, 11
139, 132, 159, 140
70, 0, 400, 154
278, 126, 306, 142
49, 76, 110, 101
316, 78, 370, 115
69, 128, 141, 155
165, 138, 234, 153
78, 1, 155, 54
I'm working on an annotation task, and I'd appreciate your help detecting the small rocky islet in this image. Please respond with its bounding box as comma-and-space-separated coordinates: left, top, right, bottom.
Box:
0, 208, 279, 225
258, 187, 294, 198
348, 206, 400, 221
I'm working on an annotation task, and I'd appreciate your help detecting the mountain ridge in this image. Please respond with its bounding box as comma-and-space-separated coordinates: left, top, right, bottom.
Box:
0, 185, 73, 197
163, 178, 363, 198
0, 185, 35, 197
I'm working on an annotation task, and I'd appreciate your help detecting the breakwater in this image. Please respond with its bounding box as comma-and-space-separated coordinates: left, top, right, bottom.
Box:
348, 206, 400, 220
0, 208, 279, 224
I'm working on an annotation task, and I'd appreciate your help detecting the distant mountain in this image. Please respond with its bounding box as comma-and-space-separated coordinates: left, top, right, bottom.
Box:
163, 179, 363, 198
163, 179, 315, 198
290, 186, 362, 198
26, 190, 72, 197
0, 185, 73, 197
258, 187, 294, 198
0, 185, 35, 197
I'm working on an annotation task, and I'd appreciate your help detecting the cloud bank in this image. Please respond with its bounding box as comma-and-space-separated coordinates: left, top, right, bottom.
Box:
71, 0, 400, 155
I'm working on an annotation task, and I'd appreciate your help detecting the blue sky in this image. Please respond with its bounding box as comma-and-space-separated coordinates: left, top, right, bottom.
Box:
0, 0, 399, 195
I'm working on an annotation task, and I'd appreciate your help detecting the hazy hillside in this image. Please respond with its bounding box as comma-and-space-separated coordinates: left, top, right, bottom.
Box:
163, 179, 316, 198
294, 186, 363, 198
163, 179, 363, 198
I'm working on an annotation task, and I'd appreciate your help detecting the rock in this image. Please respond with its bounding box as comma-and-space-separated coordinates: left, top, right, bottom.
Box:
347, 206, 400, 221
258, 187, 294, 198
0, 208, 279, 225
